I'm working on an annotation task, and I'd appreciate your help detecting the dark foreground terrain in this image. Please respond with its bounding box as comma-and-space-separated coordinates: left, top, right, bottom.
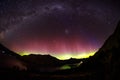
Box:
0, 21, 120, 80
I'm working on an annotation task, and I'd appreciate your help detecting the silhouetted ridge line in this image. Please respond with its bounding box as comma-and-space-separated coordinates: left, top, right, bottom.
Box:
0, 43, 20, 57
94, 20, 120, 57
91, 21, 120, 80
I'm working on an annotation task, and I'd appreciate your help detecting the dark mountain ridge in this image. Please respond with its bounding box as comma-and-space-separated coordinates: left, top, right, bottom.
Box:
81, 21, 120, 80
94, 21, 120, 80
0, 43, 20, 57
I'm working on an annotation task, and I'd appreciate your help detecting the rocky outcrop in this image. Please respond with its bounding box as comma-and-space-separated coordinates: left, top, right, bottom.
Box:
93, 21, 120, 80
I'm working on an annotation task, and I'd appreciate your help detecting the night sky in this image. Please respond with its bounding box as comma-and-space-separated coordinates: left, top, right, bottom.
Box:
0, 0, 120, 60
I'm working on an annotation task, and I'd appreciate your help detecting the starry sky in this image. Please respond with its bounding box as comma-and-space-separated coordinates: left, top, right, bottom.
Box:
0, 0, 120, 60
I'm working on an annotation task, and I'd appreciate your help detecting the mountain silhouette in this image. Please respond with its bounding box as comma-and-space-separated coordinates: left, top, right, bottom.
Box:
0, 43, 20, 57
92, 21, 120, 80
77, 21, 120, 80
0, 45, 27, 75
94, 21, 120, 58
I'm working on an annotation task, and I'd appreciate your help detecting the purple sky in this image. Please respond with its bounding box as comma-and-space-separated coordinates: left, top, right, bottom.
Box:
0, 0, 120, 59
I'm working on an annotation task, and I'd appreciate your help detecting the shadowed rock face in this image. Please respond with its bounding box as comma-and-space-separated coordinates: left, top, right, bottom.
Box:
94, 21, 120, 61
92, 21, 120, 80
0, 44, 27, 71
77, 21, 120, 80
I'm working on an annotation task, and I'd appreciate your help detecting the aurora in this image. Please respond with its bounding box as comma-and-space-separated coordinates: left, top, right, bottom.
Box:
19, 50, 96, 60
0, 0, 120, 60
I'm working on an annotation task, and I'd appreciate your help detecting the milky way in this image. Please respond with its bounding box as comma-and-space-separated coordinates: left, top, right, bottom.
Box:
0, 0, 120, 59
